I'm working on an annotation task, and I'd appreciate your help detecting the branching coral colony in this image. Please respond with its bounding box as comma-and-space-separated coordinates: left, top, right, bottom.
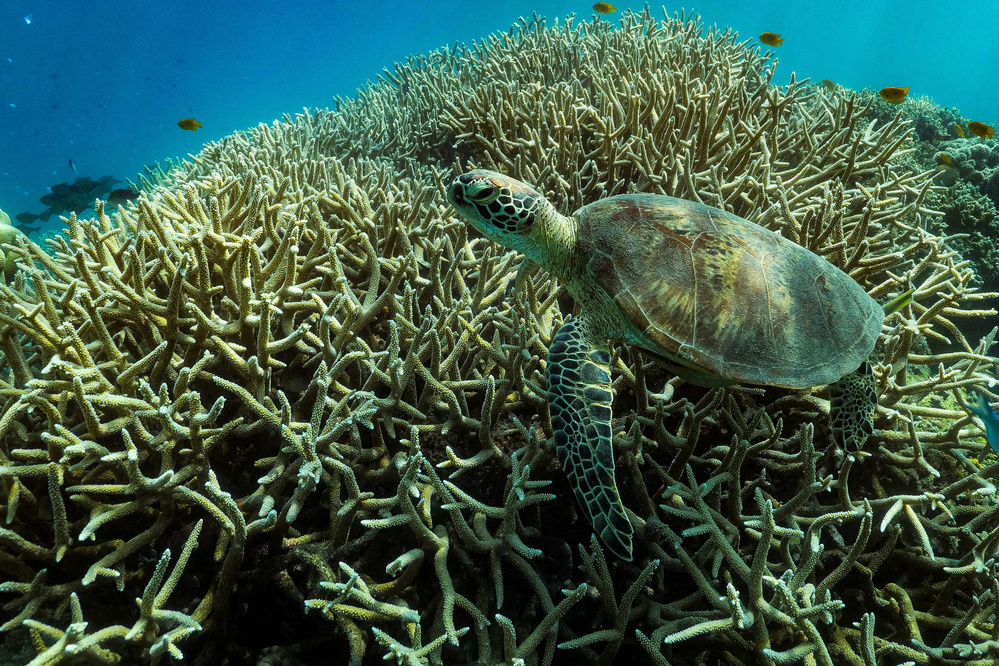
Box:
1, 7, 998, 666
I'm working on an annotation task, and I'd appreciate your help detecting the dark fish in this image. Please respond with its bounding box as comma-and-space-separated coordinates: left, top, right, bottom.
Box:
68, 158, 77, 173
34, 175, 123, 220
19, 210, 54, 223
107, 189, 140, 207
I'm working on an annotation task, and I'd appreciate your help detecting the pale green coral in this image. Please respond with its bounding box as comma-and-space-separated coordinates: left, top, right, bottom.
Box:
0, 213, 25, 281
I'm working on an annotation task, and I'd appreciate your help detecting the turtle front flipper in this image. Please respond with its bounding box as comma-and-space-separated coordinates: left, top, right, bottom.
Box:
547, 315, 634, 561
829, 361, 877, 450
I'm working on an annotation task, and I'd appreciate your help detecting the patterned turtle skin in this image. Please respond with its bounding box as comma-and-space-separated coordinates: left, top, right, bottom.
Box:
447, 169, 884, 561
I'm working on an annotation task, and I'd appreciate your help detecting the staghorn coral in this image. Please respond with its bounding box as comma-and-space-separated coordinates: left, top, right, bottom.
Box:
0, 153, 551, 662
1, 6, 998, 665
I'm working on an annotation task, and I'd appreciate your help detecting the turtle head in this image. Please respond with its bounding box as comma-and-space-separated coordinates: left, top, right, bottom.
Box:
447, 170, 558, 256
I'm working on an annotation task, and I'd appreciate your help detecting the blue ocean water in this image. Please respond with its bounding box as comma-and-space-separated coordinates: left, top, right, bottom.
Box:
1, 1, 996, 231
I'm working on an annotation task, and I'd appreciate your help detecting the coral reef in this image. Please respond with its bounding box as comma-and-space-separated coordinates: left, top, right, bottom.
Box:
1, 7, 998, 665
862, 90, 966, 144
856, 88, 999, 300
936, 139, 999, 298
937, 139, 999, 207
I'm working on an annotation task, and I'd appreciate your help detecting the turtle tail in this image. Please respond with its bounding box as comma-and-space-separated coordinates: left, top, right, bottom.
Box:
547, 317, 634, 561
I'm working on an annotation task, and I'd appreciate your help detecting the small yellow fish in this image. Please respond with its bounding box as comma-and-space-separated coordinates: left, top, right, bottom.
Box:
879, 86, 909, 104
592, 2, 615, 13
759, 32, 784, 47
968, 121, 995, 140
955, 124, 966, 138
939, 152, 953, 165
178, 118, 202, 131
821, 79, 836, 92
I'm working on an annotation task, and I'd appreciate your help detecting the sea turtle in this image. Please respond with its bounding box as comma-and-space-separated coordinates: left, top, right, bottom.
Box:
446, 169, 894, 561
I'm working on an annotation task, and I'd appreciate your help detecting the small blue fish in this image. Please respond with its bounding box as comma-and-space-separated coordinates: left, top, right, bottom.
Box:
965, 391, 999, 456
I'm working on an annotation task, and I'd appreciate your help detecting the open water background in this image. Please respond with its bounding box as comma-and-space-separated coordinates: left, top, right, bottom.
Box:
1, 0, 996, 231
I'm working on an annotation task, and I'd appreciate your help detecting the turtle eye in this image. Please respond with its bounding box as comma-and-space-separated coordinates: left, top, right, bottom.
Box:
467, 183, 500, 205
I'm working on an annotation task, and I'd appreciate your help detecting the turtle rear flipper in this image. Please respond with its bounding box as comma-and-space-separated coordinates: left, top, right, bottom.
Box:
830, 289, 915, 450
829, 362, 877, 450
548, 315, 634, 561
